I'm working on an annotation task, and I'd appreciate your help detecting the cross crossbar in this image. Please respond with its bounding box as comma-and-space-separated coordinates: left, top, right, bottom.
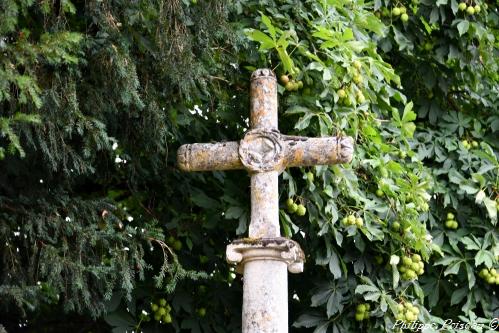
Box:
177, 133, 353, 172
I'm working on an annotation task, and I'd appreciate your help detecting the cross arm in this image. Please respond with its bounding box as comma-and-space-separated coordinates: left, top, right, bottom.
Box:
177, 134, 354, 173
280, 135, 354, 169
177, 141, 243, 172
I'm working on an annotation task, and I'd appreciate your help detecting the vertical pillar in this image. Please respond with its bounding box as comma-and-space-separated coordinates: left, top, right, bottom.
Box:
247, 68, 280, 239
250, 68, 278, 130
243, 69, 286, 332
226, 240, 304, 333
243, 257, 288, 333
249, 172, 280, 238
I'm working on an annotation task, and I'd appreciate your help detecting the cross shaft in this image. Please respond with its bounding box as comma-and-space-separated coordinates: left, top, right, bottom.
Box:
177, 68, 354, 332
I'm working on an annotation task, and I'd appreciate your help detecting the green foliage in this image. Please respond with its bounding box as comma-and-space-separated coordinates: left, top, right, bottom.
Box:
236, 0, 498, 331
240, 0, 498, 331
1, 0, 232, 328
1, 0, 498, 332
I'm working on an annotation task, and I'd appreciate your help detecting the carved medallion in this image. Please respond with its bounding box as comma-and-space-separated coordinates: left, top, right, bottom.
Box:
239, 129, 283, 172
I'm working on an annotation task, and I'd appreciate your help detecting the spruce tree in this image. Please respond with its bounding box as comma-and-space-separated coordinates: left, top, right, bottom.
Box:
0, 0, 235, 327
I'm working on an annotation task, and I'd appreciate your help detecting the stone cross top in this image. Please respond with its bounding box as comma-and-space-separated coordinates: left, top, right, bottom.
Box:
177, 69, 354, 333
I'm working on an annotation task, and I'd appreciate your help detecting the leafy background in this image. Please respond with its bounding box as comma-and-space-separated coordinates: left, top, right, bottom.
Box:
0, 0, 497, 332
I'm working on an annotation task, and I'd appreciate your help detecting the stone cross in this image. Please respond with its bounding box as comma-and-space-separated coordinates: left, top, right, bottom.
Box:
177, 69, 354, 333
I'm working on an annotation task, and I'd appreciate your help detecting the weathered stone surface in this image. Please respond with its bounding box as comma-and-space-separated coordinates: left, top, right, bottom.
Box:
227, 238, 304, 333
226, 237, 305, 274
239, 129, 282, 173
281, 135, 354, 168
242, 260, 287, 333
177, 141, 242, 172
177, 133, 353, 173
249, 171, 280, 238
250, 68, 278, 129
176, 68, 354, 333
